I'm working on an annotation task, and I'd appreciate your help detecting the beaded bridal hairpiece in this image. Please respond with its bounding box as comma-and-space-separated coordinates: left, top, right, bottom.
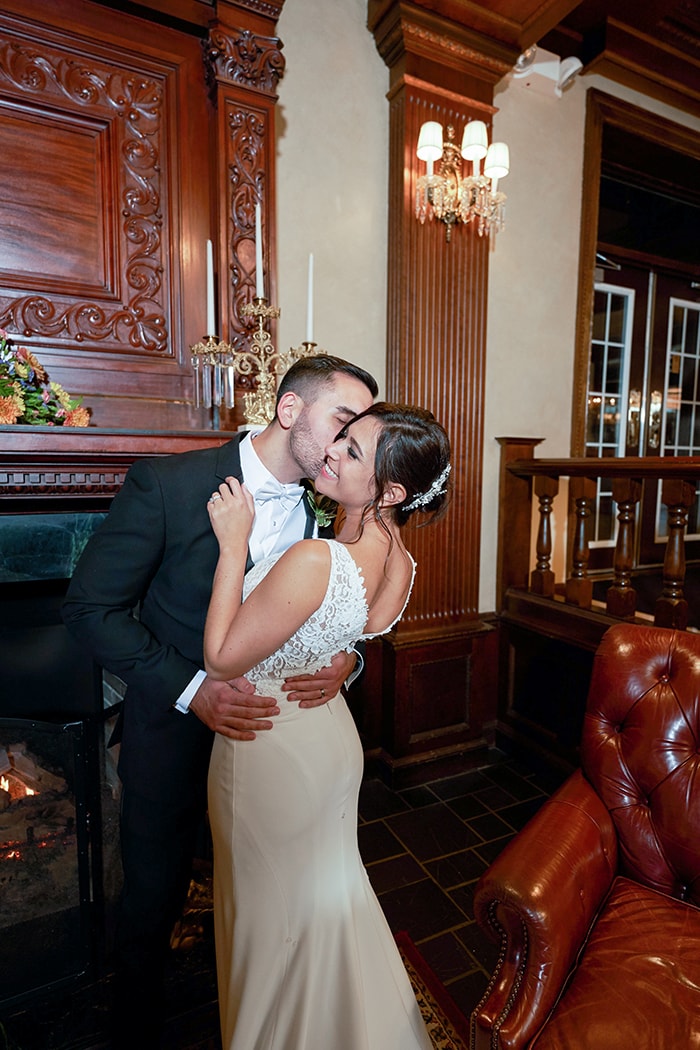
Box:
404, 463, 451, 511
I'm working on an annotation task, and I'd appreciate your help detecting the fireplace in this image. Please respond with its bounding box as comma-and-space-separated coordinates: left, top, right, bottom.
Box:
0, 576, 122, 1010
1, 719, 96, 1006
0, 428, 226, 1012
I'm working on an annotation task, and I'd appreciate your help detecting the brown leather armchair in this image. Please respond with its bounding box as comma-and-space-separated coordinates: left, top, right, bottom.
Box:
470, 623, 700, 1050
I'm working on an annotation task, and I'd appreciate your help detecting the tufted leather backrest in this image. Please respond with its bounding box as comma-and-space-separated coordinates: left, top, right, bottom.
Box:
581, 623, 700, 907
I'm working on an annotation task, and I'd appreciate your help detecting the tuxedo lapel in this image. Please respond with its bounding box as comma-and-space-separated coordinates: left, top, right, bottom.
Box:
212, 434, 254, 571
215, 433, 246, 483
301, 482, 316, 538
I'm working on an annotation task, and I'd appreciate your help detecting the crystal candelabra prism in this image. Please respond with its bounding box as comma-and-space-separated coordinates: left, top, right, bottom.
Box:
190, 297, 324, 428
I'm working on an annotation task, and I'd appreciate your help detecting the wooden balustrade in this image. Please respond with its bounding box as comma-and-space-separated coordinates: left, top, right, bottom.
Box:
497, 438, 700, 630
566, 477, 595, 609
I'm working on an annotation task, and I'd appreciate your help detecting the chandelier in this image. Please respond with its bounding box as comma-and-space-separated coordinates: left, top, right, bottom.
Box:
415, 120, 509, 241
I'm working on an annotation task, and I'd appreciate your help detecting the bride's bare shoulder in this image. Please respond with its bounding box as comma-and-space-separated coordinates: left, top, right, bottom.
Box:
280, 537, 332, 571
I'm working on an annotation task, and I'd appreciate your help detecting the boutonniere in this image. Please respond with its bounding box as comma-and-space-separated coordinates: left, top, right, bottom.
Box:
306, 489, 337, 528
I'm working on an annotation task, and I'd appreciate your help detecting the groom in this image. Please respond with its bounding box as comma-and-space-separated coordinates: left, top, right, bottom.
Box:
62, 354, 378, 1048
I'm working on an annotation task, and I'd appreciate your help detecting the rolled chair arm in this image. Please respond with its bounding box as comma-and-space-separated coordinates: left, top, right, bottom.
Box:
470, 770, 618, 1050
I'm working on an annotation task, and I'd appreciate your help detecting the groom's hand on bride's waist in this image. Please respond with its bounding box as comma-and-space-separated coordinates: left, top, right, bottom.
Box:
190, 675, 279, 740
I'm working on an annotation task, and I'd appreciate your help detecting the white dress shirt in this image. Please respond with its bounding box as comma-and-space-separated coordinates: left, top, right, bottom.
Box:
241, 432, 309, 563
174, 432, 311, 712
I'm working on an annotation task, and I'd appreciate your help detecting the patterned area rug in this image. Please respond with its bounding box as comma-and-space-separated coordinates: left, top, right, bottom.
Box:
396, 931, 470, 1050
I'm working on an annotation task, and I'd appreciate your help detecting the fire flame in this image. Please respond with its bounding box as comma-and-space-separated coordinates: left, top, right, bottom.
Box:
1, 774, 35, 797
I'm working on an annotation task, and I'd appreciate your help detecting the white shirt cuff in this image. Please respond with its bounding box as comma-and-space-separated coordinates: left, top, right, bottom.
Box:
173, 669, 207, 713
346, 647, 364, 689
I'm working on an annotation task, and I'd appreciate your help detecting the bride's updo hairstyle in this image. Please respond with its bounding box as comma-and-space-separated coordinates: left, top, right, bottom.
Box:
351, 402, 451, 527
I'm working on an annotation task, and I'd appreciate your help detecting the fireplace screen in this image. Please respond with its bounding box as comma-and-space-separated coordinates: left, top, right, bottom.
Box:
0, 718, 93, 1007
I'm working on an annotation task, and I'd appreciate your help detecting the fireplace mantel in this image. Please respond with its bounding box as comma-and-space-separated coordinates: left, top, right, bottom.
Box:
0, 426, 231, 512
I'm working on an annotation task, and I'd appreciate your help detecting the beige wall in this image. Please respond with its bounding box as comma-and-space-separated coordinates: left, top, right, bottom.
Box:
276, 1, 700, 614
276, 0, 388, 394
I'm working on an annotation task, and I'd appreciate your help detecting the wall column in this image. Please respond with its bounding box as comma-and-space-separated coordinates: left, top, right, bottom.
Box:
204, 0, 285, 429
365, 1, 516, 782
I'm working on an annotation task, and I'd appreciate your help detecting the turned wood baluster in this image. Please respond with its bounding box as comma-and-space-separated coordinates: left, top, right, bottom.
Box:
566, 476, 596, 609
654, 478, 695, 629
496, 438, 544, 609
606, 477, 642, 619
530, 476, 559, 597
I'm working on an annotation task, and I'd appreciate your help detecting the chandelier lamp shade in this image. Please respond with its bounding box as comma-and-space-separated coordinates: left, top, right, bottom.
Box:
415, 119, 509, 241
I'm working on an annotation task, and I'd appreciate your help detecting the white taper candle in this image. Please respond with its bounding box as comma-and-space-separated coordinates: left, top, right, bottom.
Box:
255, 203, 264, 298
206, 240, 216, 335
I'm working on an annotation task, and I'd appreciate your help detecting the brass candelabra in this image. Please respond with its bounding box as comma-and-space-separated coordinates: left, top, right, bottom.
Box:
190, 296, 323, 427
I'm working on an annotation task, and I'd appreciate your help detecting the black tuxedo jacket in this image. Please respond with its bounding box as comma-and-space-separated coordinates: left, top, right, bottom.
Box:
62, 433, 319, 799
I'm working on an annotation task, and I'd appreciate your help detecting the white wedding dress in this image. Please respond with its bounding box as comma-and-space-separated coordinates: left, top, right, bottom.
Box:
207, 539, 432, 1050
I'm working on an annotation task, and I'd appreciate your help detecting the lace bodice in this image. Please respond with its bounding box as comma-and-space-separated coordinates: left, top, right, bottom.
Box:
242, 538, 415, 694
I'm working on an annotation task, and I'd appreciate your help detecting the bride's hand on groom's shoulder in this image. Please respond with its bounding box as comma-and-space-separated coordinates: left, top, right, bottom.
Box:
207, 476, 255, 548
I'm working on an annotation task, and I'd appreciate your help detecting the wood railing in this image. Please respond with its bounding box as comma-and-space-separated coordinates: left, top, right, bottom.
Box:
497, 438, 700, 632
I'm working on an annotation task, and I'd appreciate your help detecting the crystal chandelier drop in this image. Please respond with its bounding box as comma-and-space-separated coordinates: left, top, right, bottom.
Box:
415, 120, 509, 242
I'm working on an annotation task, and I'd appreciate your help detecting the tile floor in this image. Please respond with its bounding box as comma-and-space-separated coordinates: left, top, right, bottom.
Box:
358, 749, 566, 1023
0, 748, 566, 1049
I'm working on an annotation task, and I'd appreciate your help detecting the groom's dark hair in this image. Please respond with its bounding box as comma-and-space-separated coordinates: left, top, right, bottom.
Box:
276, 354, 378, 406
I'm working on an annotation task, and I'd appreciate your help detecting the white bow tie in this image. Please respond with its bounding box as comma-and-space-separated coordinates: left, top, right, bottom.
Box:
254, 478, 305, 512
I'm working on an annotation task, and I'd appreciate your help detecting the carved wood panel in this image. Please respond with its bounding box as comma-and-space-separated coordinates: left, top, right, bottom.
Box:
0, 0, 211, 429
204, 23, 284, 361
0, 41, 167, 354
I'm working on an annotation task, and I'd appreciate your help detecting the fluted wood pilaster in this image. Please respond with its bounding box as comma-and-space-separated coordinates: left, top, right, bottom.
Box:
386, 76, 494, 637
365, 3, 513, 778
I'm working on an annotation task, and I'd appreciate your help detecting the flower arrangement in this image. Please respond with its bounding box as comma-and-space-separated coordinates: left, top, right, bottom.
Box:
0, 329, 91, 427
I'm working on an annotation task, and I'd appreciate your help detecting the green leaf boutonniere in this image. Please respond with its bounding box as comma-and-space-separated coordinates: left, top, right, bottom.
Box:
306, 489, 337, 529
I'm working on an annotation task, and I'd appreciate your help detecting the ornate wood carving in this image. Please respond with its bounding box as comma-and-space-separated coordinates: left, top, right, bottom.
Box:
205, 20, 282, 364
1, 464, 126, 501
215, 0, 285, 24
203, 26, 285, 95
223, 101, 268, 352
0, 429, 228, 510
0, 25, 168, 355
0, 1, 212, 429
368, 0, 519, 100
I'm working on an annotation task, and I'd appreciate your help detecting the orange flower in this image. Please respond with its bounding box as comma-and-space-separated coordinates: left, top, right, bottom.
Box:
16, 345, 48, 383
0, 395, 23, 424
64, 406, 91, 427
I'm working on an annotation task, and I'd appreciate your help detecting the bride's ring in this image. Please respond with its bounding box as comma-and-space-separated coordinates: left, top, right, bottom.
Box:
320, 688, 325, 698
209, 492, 222, 503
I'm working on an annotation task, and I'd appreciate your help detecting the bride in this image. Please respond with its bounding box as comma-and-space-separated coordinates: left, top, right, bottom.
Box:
204, 402, 451, 1050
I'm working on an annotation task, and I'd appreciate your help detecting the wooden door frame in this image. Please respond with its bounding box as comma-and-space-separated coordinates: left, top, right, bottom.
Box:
570, 90, 700, 455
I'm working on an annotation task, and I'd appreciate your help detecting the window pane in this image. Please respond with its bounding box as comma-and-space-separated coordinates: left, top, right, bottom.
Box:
681, 355, 698, 400
592, 292, 608, 341
589, 345, 605, 392
605, 346, 623, 391
608, 297, 626, 343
